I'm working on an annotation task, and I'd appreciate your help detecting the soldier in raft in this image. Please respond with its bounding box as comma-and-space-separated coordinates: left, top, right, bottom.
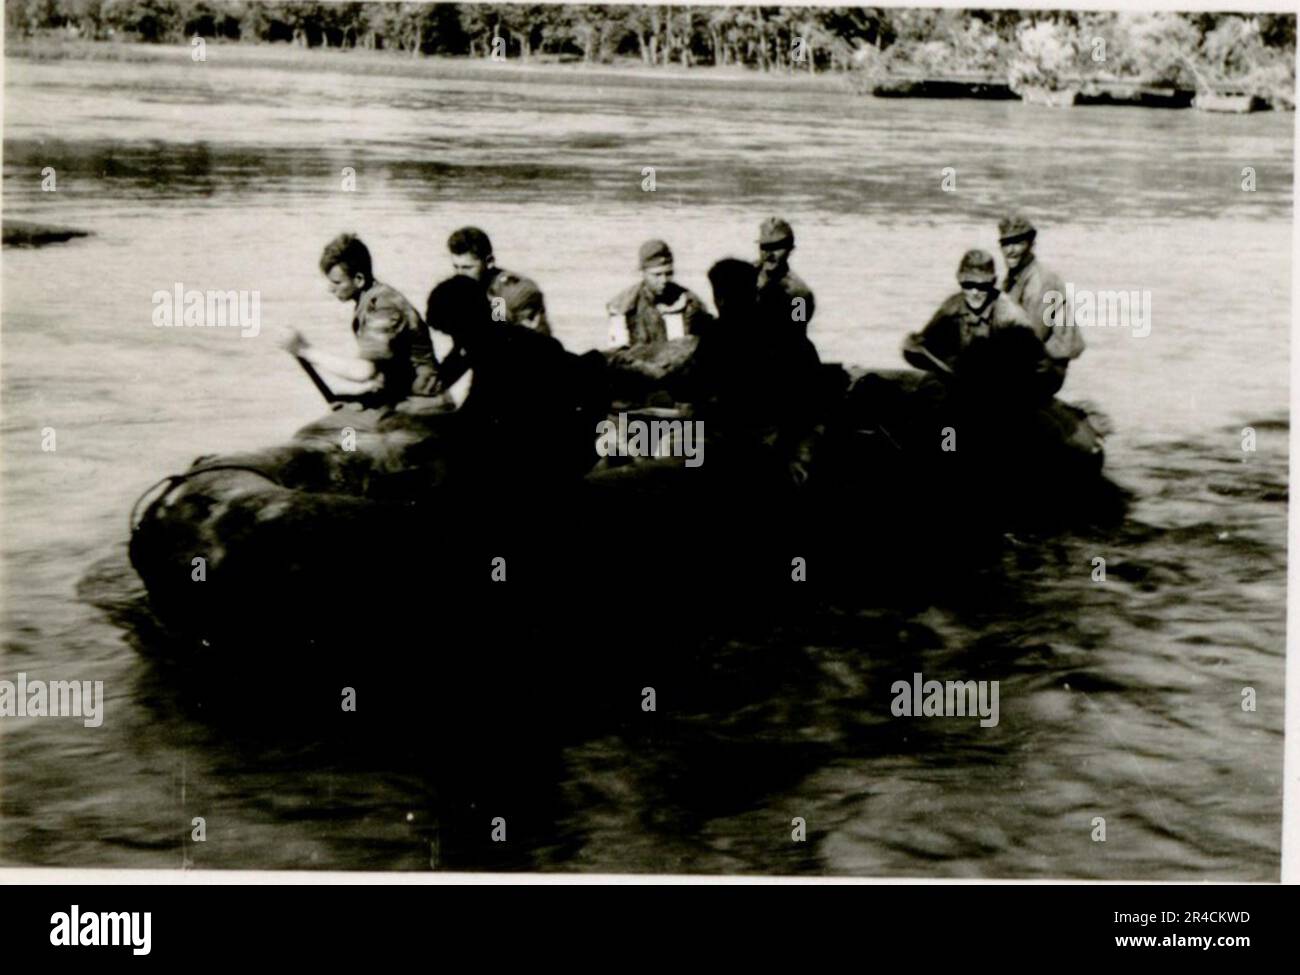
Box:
902, 248, 1035, 378
446, 226, 551, 336
606, 239, 711, 348
755, 217, 815, 335
687, 257, 825, 486
998, 214, 1085, 394
423, 275, 605, 486
433, 272, 548, 400
280, 232, 440, 409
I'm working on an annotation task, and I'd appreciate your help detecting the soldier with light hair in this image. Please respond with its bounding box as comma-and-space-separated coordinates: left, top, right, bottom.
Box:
280, 232, 440, 408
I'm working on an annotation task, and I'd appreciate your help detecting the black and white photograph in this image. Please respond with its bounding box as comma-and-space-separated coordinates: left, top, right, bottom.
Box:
0, 0, 1294, 885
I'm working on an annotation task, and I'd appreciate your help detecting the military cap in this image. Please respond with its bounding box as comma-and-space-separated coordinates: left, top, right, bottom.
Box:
997, 214, 1037, 243
638, 239, 674, 269
757, 217, 795, 247
496, 273, 545, 319
957, 249, 998, 284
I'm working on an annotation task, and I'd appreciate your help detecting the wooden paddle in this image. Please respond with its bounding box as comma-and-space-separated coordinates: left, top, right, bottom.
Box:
295, 355, 339, 404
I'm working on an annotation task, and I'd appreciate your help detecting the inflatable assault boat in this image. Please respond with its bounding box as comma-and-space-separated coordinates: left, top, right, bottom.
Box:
128, 345, 1116, 653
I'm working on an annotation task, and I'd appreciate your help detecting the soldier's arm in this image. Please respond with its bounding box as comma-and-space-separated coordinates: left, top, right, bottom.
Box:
682, 291, 715, 337
295, 340, 381, 387
999, 297, 1037, 333
606, 286, 637, 348
1038, 271, 1085, 360
902, 336, 955, 375
302, 354, 379, 386
434, 344, 471, 393
360, 300, 412, 360
533, 307, 553, 338
902, 305, 957, 374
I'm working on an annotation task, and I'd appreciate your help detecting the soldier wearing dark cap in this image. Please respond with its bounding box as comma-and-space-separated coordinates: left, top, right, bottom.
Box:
755, 217, 815, 335
606, 239, 711, 348
902, 249, 1033, 376
280, 232, 440, 409
447, 225, 551, 337
424, 276, 603, 485
686, 257, 825, 487
998, 214, 1084, 393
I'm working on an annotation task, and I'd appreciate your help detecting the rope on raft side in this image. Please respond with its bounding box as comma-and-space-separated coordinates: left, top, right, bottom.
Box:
128, 464, 286, 535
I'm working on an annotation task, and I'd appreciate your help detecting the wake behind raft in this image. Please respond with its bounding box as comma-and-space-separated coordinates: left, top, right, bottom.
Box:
128, 337, 1120, 653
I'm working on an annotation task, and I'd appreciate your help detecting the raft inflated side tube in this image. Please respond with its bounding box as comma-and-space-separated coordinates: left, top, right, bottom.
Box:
128, 361, 1117, 651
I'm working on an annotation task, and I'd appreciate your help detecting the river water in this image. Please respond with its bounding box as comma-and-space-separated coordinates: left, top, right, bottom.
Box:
1, 54, 1291, 877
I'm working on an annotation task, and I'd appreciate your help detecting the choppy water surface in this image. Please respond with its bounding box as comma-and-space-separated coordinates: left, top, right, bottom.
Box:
1, 57, 1290, 877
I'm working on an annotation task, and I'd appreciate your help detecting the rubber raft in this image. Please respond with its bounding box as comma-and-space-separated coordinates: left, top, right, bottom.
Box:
128, 345, 1115, 650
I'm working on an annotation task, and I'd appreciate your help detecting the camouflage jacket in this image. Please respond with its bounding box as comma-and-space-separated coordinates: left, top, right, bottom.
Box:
352, 280, 440, 403
606, 281, 711, 347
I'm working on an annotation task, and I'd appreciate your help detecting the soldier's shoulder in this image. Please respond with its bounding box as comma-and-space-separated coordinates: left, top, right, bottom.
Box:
679, 285, 709, 311
366, 280, 417, 312
607, 283, 642, 315
659, 282, 702, 313
934, 292, 966, 317
1035, 262, 1067, 292
994, 293, 1032, 325
506, 321, 565, 355
489, 267, 538, 293
784, 269, 814, 297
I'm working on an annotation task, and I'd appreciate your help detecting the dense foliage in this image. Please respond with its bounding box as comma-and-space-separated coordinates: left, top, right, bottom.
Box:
7, 2, 1295, 103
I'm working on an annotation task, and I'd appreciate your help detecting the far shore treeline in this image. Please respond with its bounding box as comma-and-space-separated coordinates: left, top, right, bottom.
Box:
6, 3, 1296, 107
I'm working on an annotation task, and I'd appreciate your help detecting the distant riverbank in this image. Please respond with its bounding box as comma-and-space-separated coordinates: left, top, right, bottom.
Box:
6, 37, 848, 95
10, 37, 1291, 113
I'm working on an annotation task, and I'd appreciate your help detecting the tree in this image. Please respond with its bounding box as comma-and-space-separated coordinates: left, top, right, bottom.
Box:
179, 1, 241, 38
67, 0, 107, 38
102, 0, 181, 42
1108, 12, 1200, 86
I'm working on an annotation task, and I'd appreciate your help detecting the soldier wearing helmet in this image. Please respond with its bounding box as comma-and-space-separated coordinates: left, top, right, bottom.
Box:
902, 249, 1033, 376
755, 217, 815, 336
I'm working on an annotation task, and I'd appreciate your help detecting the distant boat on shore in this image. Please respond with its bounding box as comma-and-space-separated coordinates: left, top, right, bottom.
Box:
1017, 85, 1080, 107
1075, 83, 1195, 109
1193, 91, 1267, 113
869, 74, 1017, 101
2, 219, 91, 248
874, 73, 1208, 109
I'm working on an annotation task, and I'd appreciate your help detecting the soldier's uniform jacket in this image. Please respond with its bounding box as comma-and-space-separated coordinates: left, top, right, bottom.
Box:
902, 292, 1032, 374
1003, 256, 1085, 362
352, 280, 439, 404
756, 266, 815, 334
606, 281, 710, 348
486, 267, 551, 336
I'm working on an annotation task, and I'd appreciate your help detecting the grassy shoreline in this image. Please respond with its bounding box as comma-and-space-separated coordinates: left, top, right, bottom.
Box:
9, 36, 1291, 110
5, 37, 851, 94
